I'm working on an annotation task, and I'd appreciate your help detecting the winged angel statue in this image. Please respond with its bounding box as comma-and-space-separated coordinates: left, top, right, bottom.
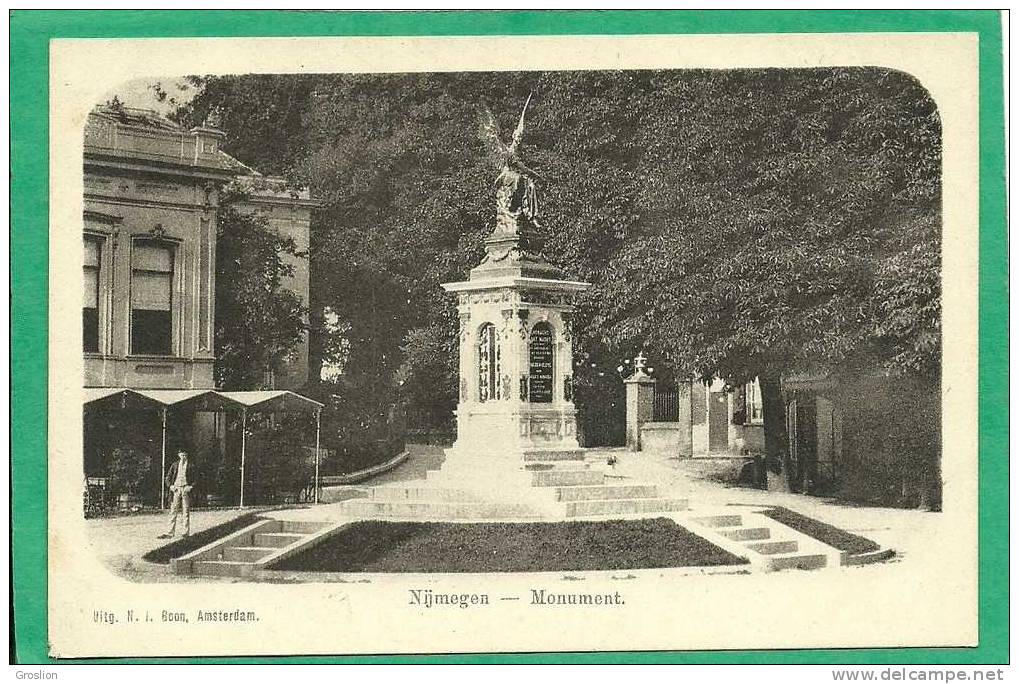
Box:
479, 93, 543, 238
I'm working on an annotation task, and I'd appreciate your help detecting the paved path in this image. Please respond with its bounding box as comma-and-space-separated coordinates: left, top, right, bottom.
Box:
87, 444, 940, 581
87, 507, 271, 582
604, 450, 939, 566
87, 445, 447, 579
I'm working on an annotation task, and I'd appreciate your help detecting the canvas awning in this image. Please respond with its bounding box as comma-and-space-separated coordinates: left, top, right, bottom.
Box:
219, 390, 324, 414
84, 388, 323, 414
83, 388, 325, 508
83, 387, 167, 411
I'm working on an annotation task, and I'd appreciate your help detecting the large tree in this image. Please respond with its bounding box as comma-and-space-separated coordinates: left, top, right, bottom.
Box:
214, 190, 308, 390
175, 69, 941, 468
588, 69, 941, 488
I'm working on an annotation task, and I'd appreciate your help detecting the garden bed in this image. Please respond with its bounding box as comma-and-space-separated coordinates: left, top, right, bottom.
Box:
142, 512, 266, 564
269, 518, 748, 573
761, 506, 880, 555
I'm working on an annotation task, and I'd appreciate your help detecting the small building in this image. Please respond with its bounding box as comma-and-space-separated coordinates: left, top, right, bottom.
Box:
783, 372, 939, 508
627, 367, 939, 508
638, 377, 768, 457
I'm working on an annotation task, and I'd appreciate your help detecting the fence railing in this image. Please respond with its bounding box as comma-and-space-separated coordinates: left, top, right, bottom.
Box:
652, 387, 679, 422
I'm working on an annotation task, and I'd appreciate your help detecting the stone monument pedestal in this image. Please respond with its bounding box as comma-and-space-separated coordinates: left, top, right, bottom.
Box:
432, 204, 591, 500
436, 271, 590, 500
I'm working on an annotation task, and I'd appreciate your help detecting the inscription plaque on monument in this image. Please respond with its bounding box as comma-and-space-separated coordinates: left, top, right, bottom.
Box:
528, 324, 554, 403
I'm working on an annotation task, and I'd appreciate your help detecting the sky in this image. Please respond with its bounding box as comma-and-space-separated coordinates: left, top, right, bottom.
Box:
99, 76, 196, 115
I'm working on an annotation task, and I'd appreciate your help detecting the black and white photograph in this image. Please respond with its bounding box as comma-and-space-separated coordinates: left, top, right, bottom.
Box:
47, 32, 979, 658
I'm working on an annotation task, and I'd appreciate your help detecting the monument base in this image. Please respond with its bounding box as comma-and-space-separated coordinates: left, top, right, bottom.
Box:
452, 403, 581, 453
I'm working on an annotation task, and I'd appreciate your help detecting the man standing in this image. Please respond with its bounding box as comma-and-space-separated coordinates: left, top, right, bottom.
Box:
158, 449, 195, 539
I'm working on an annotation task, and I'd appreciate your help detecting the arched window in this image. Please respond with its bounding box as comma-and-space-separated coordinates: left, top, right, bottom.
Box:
528, 322, 554, 403
477, 323, 501, 401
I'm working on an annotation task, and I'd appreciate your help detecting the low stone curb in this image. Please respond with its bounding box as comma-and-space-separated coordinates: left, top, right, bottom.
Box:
319, 450, 411, 486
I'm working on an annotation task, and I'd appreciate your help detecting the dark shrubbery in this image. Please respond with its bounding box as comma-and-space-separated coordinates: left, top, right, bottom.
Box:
105, 446, 154, 503
271, 518, 748, 573
322, 436, 406, 475
762, 507, 880, 555
829, 374, 941, 510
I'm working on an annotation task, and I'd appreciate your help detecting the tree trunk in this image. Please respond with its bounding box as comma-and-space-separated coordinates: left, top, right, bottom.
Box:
759, 371, 793, 492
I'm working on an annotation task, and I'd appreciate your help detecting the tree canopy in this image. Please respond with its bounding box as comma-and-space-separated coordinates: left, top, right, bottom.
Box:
214, 189, 308, 391
171, 68, 941, 447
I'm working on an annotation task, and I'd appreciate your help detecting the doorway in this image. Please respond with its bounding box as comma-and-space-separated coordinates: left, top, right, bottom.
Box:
708, 391, 729, 452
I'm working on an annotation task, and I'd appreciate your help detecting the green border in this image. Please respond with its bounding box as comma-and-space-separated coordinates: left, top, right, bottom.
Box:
10, 9, 1006, 664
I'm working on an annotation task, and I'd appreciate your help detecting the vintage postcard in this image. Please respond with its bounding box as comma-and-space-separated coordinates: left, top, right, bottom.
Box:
33, 22, 991, 660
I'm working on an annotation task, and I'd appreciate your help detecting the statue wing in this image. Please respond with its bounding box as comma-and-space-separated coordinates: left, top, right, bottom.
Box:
510, 91, 533, 151
478, 105, 510, 168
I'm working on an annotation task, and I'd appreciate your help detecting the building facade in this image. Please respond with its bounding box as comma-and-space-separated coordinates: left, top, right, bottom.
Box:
638, 377, 769, 457
82, 105, 318, 503
629, 369, 939, 508
83, 106, 236, 389
83, 105, 314, 391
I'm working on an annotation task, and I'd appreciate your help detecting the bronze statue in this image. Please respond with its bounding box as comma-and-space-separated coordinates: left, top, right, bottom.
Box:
479, 93, 543, 237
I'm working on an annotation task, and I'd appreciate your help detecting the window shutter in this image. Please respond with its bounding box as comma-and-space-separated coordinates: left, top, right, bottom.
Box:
132, 272, 172, 310
83, 268, 99, 307
83, 237, 101, 307
134, 243, 173, 272
84, 237, 101, 267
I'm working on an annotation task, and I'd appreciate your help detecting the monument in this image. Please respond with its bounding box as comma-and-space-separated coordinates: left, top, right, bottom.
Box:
331, 97, 686, 521
436, 95, 592, 495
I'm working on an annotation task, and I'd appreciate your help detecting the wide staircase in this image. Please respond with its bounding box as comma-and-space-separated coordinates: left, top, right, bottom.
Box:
339, 448, 689, 521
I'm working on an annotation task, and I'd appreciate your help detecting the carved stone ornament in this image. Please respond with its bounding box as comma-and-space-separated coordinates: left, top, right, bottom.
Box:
561, 314, 574, 342
517, 309, 531, 339
520, 289, 569, 307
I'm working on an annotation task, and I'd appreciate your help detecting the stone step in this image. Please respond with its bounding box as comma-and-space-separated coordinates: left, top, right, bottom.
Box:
842, 548, 896, 566
252, 532, 306, 548
523, 449, 587, 462
766, 553, 828, 571
343, 499, 539, 520
565, 497, 689, 517
222, 546, 278, 563
691, 514, 744, 528
532, 470, 604, 487
319, 487, 360, 504
280, 520, 329, 535
192, 560, 252, 577
368, 486, 485, 503
524, 461, 590, 472
555, 484, 658, 502
719, 527, 771, 542
746, 540, 799, 555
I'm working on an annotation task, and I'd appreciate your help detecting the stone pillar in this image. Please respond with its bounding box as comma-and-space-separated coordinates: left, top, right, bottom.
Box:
624, 371, 656, 451
676, 379, 693, 456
